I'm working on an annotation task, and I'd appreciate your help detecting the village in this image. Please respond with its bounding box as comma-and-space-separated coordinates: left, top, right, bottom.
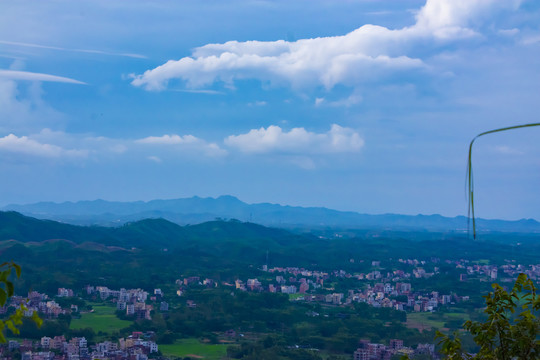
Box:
0, 257, 537, 360
2, 332, 158, 360
178, 258, 540, 314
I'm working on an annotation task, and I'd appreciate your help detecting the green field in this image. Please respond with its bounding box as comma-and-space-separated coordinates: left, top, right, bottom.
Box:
288, 293, 305, 300
406, 311, 469, 333
70, 304, 132, 334
159, 339, 228, 359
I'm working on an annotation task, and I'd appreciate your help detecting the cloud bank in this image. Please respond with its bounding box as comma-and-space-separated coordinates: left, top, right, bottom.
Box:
0, 124, 361, 164
131, 0, 520, 91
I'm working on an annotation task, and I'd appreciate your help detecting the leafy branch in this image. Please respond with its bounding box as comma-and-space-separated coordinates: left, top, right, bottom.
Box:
435, 273, 539, 359
0, 261, 42, 343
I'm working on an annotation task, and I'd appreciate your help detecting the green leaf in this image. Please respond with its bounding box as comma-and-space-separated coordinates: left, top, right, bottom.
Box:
13, 263, 21, 278
5, 320, 18, 335
6, 282, 14, 297
31, 311, 43, 328
0, 288, 6, 307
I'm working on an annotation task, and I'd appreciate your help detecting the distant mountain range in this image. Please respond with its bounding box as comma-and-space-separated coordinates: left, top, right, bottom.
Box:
3, 195, 540, 233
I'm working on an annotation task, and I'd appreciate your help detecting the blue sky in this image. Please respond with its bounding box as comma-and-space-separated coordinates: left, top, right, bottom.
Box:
0, 0, 539, 220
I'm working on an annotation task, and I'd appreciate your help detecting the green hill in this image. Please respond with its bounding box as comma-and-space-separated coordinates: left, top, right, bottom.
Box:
0, 211, 539, 295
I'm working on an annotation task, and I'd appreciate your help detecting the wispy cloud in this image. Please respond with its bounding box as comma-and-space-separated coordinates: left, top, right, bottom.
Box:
315, 92, 363, 107
0, 78, 66, 133
0, 70, 86, 84
147, 156, 163, 163
0, 40, 147, 59
247, 100, 267, 106
520, 34, 540, 45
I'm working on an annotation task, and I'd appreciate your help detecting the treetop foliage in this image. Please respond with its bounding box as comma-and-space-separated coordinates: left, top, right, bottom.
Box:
0, 261, 42, 342
435, 273, 539, 359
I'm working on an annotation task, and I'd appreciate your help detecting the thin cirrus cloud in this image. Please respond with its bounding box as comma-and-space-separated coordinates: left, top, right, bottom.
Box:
224, 124, 364, 155
131, 0, 520, 92
0, 70, 86, 84
0, 134, 88, 159
0, 40, 147, 59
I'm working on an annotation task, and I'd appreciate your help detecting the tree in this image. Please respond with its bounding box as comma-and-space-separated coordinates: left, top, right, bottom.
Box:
434, 273, 539, 359
0, 261, 42, 342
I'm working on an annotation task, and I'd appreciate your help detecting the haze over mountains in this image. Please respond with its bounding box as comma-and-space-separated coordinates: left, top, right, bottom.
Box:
3, 196, 540, 233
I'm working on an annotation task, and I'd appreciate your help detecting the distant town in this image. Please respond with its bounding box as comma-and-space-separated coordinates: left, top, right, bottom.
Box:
0, 255, 538, 360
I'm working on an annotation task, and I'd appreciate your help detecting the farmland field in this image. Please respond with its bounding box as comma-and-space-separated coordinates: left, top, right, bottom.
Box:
406, 311, 469, 333
159, 339, 228, 360
70, 304, 132, 334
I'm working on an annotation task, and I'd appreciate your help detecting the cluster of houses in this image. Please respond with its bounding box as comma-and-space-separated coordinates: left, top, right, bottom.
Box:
0, 291, 70, 319
401, 257, 540, 284
1, 332, 157, 360
178, 266, 463, 313
209, 258, 540, 313
353, 339, 438, 360
454, 261, 540, 283
499, 263, 540, 281
84, 286, 169, 321
175, 258, 539, 317
0, 284, 173, 324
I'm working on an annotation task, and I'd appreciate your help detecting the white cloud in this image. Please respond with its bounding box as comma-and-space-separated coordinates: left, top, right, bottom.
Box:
0, 73, 77, 133
136, 134, 200, 145
0, 70, 86, 84
0, 79, 65, 132
0, 128, 231, 163
414, 0, 521, 39
317, 92, 363, 107
0, 133, 88, 159
32, 129, 130, 157
225, 124, 364, 154
131, 0, 520, 92
136, 134, 227, 157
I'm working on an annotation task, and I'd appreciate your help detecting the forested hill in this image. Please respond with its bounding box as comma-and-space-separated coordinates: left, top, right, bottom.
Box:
1, 210, 539, 293
0, 211, 304, 249
4, 195, 540, 233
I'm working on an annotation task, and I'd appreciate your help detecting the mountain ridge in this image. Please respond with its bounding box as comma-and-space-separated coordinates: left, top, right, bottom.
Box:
0, 211, 306, 249
3, 195, 540, 233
